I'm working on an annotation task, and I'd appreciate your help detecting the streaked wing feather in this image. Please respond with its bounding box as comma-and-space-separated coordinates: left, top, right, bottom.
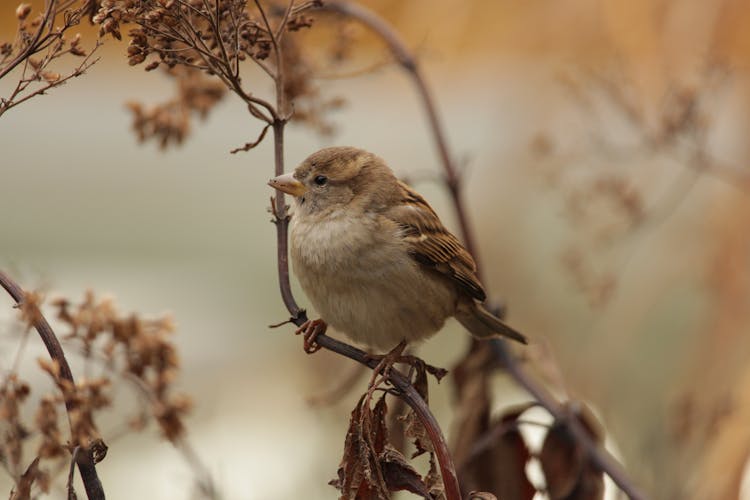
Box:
386, 181, 486, 301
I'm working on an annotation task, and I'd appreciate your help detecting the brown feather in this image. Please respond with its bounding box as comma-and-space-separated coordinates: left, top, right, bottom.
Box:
385, 181, 487, 301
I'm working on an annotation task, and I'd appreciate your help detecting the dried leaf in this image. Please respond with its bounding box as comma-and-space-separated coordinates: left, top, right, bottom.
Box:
488, 406, 536, 500
380, 445, 430, 498
451, 343, 537, 498
424, 454, 446, 500
401, 357, 446, 458
402, 407, 433, 458
540, 404, 604, 500
334, 393, 390, 500
466, 404, 536, 500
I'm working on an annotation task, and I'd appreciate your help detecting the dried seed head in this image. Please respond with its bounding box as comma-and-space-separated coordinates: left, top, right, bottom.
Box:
41, 71, 61, 83
16, 3, 31, 21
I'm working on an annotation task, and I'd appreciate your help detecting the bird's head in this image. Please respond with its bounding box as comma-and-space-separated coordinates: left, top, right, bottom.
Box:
268, 146, 398, 215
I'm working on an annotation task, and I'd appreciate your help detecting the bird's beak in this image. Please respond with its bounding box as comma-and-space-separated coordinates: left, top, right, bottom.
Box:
268, 173, 307, 197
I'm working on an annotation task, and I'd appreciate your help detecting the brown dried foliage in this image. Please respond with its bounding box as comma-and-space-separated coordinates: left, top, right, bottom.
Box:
127, 66, 227, 149
1, 375, 57, 497
0, 1, 101, 117
52, 291, 191, 441
451, 344, 536, 500
450, 343, 608, 500
0, 377, 32, 481
331, 359, 449, 500
539, 405, 604, 500
1, 287, 205, 498
93, 0, 341, 151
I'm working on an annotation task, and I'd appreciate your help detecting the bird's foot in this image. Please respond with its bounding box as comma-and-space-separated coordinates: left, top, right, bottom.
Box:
365, 340, 409, 386
295, 319, 327, 354
365, 341, 448, 389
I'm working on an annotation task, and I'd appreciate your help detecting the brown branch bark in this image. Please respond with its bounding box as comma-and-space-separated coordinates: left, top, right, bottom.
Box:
319, 2, 648, 499
0, 270, 105, 500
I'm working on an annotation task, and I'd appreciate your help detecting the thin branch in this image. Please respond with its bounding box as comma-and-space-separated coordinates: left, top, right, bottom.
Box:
230, 122, 270, 153
274, 0, 295, 43
0, 270, 105, 500
174, 0, 212, 21
0, 42, 101, 118
67, 447, 80, 499
252, 55, 276, 79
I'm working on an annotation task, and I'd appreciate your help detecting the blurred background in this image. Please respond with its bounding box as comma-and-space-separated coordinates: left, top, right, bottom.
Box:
2, 0, 750, 498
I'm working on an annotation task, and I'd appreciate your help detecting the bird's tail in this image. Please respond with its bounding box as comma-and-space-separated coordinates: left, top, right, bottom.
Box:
455, 301, 528, 345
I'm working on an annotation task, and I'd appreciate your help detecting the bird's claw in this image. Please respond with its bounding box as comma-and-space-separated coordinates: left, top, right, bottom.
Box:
295, 319, 327, 354
366, 340, 408, 385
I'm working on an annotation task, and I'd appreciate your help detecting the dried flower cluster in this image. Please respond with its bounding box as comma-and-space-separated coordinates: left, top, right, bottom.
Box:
94, 0, 273, 66
92, 0, 345, 150
37, 358, 109, 456
0, 1, 100, 117
127, 66, 227, 149
52, 291, 191, 441
1, 375, 58, 498
0, 285, 201, 498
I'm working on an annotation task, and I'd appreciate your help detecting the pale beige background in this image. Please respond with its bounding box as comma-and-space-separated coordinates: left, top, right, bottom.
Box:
2, 1, 750, 498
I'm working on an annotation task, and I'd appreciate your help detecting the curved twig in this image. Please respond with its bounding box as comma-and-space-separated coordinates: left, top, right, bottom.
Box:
319, 2, 647, 500
0, 270, 105, 500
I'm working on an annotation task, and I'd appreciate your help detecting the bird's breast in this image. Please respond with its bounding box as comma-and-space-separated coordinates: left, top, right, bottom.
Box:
290, 212, 398, 279
289, 211, 456, 350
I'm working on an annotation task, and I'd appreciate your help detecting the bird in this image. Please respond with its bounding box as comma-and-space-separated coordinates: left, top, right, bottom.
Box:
268, 146, 526, 354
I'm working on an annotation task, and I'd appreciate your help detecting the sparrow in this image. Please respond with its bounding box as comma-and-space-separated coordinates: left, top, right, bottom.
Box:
268, 146, 526, 353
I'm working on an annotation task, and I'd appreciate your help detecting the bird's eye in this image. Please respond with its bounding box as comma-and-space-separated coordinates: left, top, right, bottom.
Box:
314, 175, 328, 186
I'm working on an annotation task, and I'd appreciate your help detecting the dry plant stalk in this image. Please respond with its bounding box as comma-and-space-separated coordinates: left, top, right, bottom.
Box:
0, 271, 105, 500
0, 0, 101, 117
0, 272, 215, 499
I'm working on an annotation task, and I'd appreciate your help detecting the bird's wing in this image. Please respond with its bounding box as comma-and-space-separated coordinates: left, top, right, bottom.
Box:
384, 181, 487, 301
